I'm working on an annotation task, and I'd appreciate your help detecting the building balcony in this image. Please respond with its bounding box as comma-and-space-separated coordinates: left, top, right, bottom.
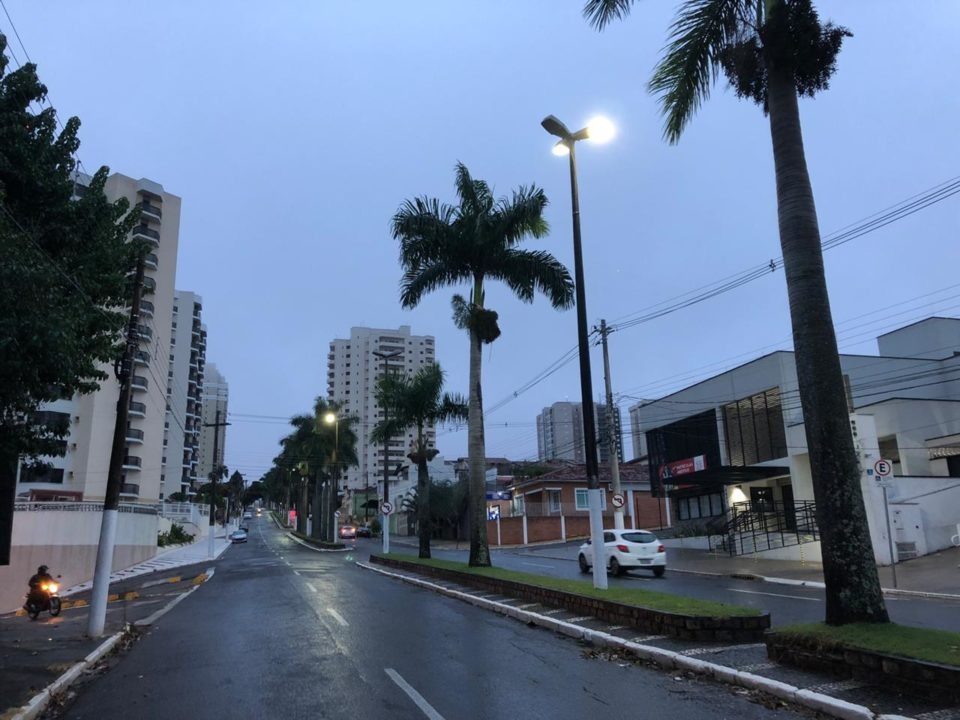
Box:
132, 225, 160, 246
139, 201, 162, 221
119, 483, 140, 496
121, 456, 142, 471
135, 324, 152, 344
131, 375, 149, 392
134, 350, 150, 367
139, 299, 154, 319
142, 276, 156, 293
125, 428, 145, 444
129, 401, 147, 417
144, 252, 158, 270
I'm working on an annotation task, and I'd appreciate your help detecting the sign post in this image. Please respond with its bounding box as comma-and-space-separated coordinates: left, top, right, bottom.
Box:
611, 494, 625, 510
380, 501, 394, 554
874, 459, 897, 588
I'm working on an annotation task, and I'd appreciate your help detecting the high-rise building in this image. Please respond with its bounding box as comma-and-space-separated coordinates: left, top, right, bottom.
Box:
161, 291, 206, 499
197, 363, 228, 482
327, 326, 436, 491
15, 174, 181, 504
536, 401, 623, 464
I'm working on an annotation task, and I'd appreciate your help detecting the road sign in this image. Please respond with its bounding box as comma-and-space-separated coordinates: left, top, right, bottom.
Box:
611, 493, 625, 509
874, 459, 893, 477
334, 510, 341, 519
380, 501, 394, 515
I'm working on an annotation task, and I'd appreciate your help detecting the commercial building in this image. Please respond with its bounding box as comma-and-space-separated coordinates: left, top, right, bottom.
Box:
15, 174, 181, 504
536, 401, 623, 464
327, 326, 436, 491
197, 363, 228, 482
160, 291, 206, 500
629, 316, 960, 562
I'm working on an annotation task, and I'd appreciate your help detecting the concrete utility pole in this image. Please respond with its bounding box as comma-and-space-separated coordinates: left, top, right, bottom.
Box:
205, 408, 229, 559
599, 319, 624, 529
373, 349, 402, 549
88, 252, 145, 638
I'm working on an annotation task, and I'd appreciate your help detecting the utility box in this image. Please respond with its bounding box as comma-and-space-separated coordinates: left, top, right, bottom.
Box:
890, 503, 925, 560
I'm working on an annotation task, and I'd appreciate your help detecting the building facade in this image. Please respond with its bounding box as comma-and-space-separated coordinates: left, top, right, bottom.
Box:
160, 291, 206, 500
536, 401, 623, 464
16, 174, 181, 504
327, 326, 436, 491
197, 363, 228, 482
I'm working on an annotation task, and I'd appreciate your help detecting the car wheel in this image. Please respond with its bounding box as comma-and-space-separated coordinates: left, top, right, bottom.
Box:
653, 566, 665, 578
609, 557, 623, 576
49, 597, 61, 616
578, 554, 590, 574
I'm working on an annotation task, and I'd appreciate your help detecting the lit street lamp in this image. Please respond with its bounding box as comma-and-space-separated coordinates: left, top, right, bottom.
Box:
542, 113, 615, 590
322, 411, 340, 541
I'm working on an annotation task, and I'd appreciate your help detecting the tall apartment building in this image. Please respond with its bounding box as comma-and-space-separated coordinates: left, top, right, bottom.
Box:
15, 174, 181, 504
197, 363, 228, 482
161, 291, 206, 499
327, 326, 436, 491
536, 401, 623, 464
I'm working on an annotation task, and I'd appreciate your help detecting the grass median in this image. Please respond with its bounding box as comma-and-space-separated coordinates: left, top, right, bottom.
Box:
380, 553, 760, 618
291, 529, 346, 550
777, 622, 960, 667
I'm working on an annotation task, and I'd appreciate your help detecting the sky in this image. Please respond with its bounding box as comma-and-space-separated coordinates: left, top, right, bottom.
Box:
8, 1, 959, 480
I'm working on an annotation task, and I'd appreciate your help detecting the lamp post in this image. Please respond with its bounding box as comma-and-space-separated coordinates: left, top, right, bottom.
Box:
322, 411, 339, 542
542, 113, 615, 590
373, 348, 402, 552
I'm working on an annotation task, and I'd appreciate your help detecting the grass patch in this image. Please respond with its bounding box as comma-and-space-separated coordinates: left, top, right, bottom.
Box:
778, 622, 960, 667
380, 553, 760, 617
291, 529, 345, 550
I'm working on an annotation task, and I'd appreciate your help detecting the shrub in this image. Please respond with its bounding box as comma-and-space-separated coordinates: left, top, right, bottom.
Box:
158, 522, 193, 547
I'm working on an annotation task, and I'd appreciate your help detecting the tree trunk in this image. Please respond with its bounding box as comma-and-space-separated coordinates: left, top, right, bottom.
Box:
765, 59, 888, 625
327, 473, 338, 544
311, 473, 323, 540
467, 305, 491, 566
0, 445, 17, 565
298, 480, 308, 535
416, 433, 431, 559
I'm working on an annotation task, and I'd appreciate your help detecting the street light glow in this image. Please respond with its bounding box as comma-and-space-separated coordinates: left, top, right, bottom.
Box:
585, 115, 615, 144
324, 412, 337, 425
552, 141, 570, 157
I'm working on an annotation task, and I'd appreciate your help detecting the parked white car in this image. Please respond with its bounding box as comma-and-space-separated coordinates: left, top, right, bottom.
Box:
578, 529, 666, 577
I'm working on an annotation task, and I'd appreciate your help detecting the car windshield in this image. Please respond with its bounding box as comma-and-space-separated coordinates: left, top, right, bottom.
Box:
621, 532, 656, 544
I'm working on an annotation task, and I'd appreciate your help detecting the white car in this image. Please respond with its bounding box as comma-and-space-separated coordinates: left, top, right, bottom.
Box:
243, 511, 252, 520
578, 529, 666, 577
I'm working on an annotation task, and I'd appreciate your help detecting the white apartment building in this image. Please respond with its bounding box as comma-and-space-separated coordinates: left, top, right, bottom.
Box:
197, 363, 228, 482
160, 291, 206, 499
536, 401, 623, 464
16, 174, 181, 504
327, 326, 436, 491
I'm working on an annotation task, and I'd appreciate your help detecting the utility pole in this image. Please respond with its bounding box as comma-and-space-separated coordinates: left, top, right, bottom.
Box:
373, 349, 402, 551
205, 408, 229, 559
599, 320, 624, 529
88, 253, 145, 638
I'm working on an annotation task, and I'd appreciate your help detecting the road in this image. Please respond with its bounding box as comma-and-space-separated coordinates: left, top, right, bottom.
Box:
59, 516, 805, 720
403, 539, 960, 631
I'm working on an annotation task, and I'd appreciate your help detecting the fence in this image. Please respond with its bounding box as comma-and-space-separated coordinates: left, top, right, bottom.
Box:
14, 501, 159, 515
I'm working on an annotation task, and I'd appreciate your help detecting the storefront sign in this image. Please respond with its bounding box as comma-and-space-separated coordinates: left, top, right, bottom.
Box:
659, 455, 706, 480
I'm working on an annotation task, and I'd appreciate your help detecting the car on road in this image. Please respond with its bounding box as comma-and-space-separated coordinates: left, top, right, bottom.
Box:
243, 511, 253, 520
356, 525, 372, 538
338, 525, 357, 539
578, 529, 666, 577
229, 529, 248, 544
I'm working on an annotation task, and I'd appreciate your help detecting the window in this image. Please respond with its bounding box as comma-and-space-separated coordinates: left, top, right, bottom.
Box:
575, 488, 589, 511
547, 489, 561, 513
723, 387, 786, 466
622, 531, 656, 544
676, 492, 724, 521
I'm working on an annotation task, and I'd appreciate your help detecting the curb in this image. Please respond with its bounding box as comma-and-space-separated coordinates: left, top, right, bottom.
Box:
286, 532, 353, 553
357, 561, 878, 720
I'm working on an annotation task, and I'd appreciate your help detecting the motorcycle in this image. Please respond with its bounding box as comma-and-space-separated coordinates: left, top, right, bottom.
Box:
24, 577, 62, 620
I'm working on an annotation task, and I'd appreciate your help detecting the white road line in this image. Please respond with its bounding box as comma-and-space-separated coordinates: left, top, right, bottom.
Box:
327, 608, 349, 627
293, 570, 301, 576
385, 668, 446, 720
681, 643, 765, 656
566, 616, 594, 624
727, 588, 821, 602
515, 603, 538, 610
606, 625, 626, 631
630, 635, 667, 643
306, 582, 318, 593
541, 608, 564, 615
519, 561, 554, 569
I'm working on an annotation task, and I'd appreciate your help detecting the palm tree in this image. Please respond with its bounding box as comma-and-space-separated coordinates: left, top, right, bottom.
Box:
584, 0, 885, 625
394, 163, 575, 566
372, 363, 468, 558
226, 471, 245, 524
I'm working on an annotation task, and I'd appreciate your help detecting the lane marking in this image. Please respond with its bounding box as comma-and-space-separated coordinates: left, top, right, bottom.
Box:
681, 643, 765, 656
293, 570, 301, 576
566, 616, 594, 624
385, 668, 446, 720
542, 608, 564, 615
630, 635, 667, 643
515, 603, 538, 610
327, 608, 349, 627
306, 582, 318, 593
727, 588, 821, 602
519, 561, 554, 569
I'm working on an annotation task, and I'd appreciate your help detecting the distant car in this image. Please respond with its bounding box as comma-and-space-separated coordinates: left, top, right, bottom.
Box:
578, 529, 666, 577
243, 511, 253, 520
338, 525, 357, 539
256, 508, 262, 516
356, 525, 372, 538
229, 529, 248, 544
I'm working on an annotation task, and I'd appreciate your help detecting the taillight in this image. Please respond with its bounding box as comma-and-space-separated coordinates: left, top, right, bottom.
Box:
616, 544, 629, 553
657, 544, 665, 553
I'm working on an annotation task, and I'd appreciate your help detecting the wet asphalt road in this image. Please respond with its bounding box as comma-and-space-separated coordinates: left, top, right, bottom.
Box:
60, 517, 806, 720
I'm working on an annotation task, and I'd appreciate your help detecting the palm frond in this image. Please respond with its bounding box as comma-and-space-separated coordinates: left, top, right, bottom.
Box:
583, 0, 636, 30
454, 162, 493, 217
490, 248, 575, 308
492, 184, 550, 248
435, 393, 469, 425
648, 0, 746, 143
400, 261, 470, 309
393, 196, 457, 268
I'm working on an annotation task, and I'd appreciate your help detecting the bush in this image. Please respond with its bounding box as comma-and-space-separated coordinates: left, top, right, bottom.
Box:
369, 517, 382, 536
158, 522, 193, 547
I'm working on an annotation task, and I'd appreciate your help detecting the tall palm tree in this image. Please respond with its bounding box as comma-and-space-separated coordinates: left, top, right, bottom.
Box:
394, 163, 575, 566
584, 0, 885, 624
372, 363, 468, 558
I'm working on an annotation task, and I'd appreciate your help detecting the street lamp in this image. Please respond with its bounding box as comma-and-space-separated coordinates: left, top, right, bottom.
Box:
322, 410, 340, 542
542, 113, 615, 590
373, 348, 403, 554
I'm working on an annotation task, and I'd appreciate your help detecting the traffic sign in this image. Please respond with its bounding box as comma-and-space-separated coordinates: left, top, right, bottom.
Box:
334, 510, 341, 519
874, 459, 893, 477
611, 493, 625, 509
380, 501, 394, 515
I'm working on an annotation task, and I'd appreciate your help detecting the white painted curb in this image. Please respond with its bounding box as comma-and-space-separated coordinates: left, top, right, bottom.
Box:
357, 562, 879, 720
286, 532, 353, 553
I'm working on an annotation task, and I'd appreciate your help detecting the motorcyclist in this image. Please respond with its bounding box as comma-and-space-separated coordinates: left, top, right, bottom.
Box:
27, 565, 54, 604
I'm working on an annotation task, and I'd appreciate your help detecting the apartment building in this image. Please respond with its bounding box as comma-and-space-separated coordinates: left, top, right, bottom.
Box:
16, 174, 181, 504
197, 363, 228, 482
327, 326, 436, 491
536, 401, 623, 464
160, 291, 206, 499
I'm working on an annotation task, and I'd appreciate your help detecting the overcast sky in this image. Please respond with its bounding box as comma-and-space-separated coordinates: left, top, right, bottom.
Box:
10, 1, 959, 479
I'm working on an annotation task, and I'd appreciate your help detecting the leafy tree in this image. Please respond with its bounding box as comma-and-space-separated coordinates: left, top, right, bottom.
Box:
0, 38, 139, 564
584, 0, 885, 624
394, 163, 574, 566
226, 470, 244, 522
372, 363, 467, 558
